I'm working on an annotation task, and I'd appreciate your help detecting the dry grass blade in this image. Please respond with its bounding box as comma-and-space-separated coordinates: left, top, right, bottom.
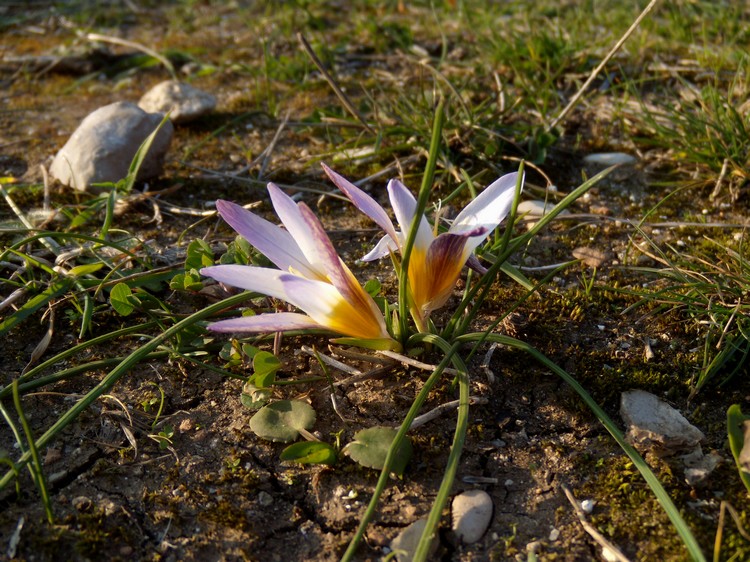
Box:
297, 32, 376, 135
21, 306, 54, 375
562, 484, 632, 562
84, 32, 176, 79
546, 0, 661, 133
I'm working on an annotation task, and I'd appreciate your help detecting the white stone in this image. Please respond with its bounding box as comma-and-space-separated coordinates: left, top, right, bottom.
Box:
517, 199, 570, 218
50, 101, 173, 192
138, 80, 216, 124
583, 152, 637, 166
451, 489, 493, 544
620, 390, 704, 455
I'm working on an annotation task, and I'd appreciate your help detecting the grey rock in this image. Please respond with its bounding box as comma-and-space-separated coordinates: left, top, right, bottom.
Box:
620, 389, 704, 455
390, 518, 437, 562
451, 489, 493, 544
50, 101, 172, 192
138, 80, 216, 124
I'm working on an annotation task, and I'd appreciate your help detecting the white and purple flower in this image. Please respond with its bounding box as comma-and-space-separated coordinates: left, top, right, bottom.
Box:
322, 163, 521, 330
201, 183, 399, 350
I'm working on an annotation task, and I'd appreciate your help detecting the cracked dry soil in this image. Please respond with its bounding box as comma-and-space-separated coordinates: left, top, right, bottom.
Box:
2, 3, 748, 561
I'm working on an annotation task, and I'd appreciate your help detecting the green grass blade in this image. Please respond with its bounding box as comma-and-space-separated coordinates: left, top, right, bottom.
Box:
0, 278, 74, 336
340, 340, 461, 562
0, 291, 256, 491
12, 380, 54, 524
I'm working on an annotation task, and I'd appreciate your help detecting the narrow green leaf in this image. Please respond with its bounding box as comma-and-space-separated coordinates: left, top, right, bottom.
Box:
727, 404, 750, 496
0, 278, 74, 336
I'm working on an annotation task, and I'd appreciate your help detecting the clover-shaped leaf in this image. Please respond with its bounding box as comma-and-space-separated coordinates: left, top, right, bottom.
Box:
280, 441, 337, 466
343, 426, 412, 476
249, 400, 315, 443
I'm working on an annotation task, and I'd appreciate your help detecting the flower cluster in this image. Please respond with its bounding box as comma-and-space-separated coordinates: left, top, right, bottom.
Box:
201, 165, 521, 344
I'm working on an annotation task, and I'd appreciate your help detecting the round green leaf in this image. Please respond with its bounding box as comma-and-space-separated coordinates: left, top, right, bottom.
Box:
110, 282, 138, 316
249, 400, 316, 443
343, 426, 412, 476
280, 441, 337, 466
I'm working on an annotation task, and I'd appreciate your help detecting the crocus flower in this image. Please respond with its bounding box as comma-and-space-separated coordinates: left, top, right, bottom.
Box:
322, 163, 521, 331
200, 183, 399, 350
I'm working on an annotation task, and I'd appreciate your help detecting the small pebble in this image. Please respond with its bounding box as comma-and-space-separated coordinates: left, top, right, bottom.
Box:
583, 152, 637, 166
50, 101, 173, 192
517, 199, 569, 217
580, 499, 596, 514
451, 490, 493, 544
257, 490, 274, 507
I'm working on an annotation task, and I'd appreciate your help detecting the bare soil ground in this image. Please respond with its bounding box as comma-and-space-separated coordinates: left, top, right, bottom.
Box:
1, 3, 749, 561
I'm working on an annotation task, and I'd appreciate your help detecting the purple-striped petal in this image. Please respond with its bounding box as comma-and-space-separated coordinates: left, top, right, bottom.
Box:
419, 229, 485, 313
296, 203, 386, 330
207, 312, 322, 333
215, 200, 316, 278
321, 163, 400, 243
387, 179, 433, 252
267, 183, 327, 280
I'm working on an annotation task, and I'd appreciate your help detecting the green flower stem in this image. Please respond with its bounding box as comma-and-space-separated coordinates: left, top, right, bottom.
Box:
398, 98, 445, 338
457, 332, 706, 562
0, 291, 256, 492
340, 339, 461, 562
12, 380, 54, 524
409, 333, 470, 562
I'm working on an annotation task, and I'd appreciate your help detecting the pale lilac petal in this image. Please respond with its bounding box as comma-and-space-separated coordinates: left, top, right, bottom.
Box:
321, 163, 400, 243
451, 172, 520, 235
296, 203, 385, 331
387, 179, 433, 251
200, 265, 290, 301
283, 275, 389, 340
207, 312, 322, 333
215, 199, 316, 278
266, 184, 327, 278
361, 234, 400, 261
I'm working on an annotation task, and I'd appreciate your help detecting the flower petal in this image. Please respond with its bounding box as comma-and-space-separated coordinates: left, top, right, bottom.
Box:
387, 178, 434, 252
215, 199, 317, 278
207, 312, 322, 333
361, 234, 400, 262
297, 203, 388, 332
321, 163, 400, 243
415, 229, 484, 314
451, 172, 520, 240
282, 275, 390, 340
200, 265, 291, 302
